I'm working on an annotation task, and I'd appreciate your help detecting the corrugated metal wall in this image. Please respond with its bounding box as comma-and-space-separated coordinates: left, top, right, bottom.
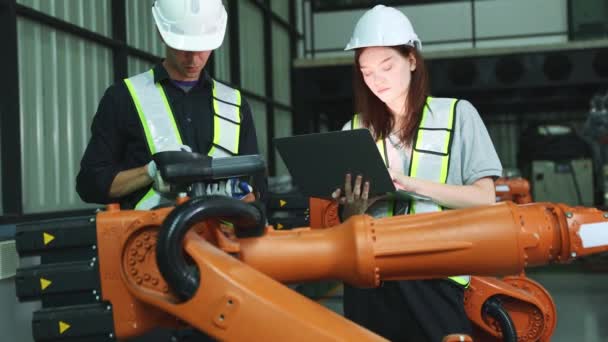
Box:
125, 1, 162, 78
125, 0, 164, 57
271, 0, 289, 21
274, 109, 292, 176
484, 111, 588, 170
214, 1, 232, 83
214, 22, 232, 83
239, 1, 266, 96
239, 2, 268, 169
270, 3, 294, 176
272, 22, 293, 176
17, 0, 111, 37
18, 16, 113, 213
272, 23, 292, 106
249, 99, 269, 165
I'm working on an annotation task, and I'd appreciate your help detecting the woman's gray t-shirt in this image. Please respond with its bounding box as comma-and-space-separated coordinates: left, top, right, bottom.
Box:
342, 99, 503, 217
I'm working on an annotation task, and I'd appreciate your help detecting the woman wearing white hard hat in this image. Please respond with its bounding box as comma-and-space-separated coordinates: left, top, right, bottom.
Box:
333, 5, 502, 341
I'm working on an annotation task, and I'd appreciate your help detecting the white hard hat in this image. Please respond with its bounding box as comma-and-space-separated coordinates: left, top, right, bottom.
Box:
345, 5, 421, 51
152, 0, 227, 52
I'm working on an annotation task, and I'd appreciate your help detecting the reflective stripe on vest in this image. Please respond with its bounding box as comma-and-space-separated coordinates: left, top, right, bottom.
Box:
125, 69, 182, 210
350, 97, 469, 287
125, 69, 183, 155
125, 70, 242, 209
208, 80, 242, 158
408, 97, 456, 214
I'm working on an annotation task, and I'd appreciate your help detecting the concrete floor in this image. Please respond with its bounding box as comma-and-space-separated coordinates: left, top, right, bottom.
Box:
299, 265, 608, 342
527, 266, 608, 342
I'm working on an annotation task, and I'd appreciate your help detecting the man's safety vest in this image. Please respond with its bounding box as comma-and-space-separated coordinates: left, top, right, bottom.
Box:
124, 69, 242, 210
351, 96, 469, 287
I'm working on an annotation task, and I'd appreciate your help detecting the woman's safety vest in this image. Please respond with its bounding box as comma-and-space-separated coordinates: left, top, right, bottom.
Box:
124, 69, 242, 210
350, 96, 469, 287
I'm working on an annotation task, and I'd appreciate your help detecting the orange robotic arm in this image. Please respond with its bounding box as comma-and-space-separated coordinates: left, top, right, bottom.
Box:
308, 198, 571, 342
94, 199, 608, 341
495, 177, 533, 204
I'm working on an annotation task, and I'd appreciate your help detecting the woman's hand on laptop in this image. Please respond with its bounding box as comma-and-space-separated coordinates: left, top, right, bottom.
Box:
331, 173, 382, 220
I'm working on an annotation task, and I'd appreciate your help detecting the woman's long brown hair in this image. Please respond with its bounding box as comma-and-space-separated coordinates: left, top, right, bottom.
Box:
353, 45, 429, 145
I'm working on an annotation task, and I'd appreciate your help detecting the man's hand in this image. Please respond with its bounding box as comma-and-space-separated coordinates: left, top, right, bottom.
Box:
147, 161, 174, 194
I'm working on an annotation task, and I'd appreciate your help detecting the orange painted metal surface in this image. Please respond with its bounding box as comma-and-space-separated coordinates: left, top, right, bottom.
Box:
96, 208, 181, 339
97, 209, 386, 341
495, 177, 533, 204
309, 198, 340, 228
240, 202, 605, 284
465, 276, 556, 342
443, 334, 474, 342
308, 198, 559, 341
96, 201, 608, 341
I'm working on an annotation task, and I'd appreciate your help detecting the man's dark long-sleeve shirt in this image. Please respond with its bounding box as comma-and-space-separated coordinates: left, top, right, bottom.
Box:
77, 64, 266, 209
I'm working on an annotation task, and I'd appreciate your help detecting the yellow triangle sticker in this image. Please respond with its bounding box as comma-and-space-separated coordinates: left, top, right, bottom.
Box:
40, 278, 52, 291
59, 321, 71, 334
277, 223, 284, 230
43, 233, 55, 245
279, 200, 287, 207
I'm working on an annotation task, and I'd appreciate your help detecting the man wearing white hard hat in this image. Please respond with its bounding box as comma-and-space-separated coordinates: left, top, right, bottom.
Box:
332, 5, 502, 342
77, 0, 265, 211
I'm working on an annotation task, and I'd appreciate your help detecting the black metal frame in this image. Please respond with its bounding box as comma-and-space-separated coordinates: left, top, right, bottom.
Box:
263, 0, 276, 176
251, 0, 302, 40
566, 0, 574, 41
15, 2, 162, 71
228, 0, 241, 87
470, 0, 476, 48
289, 0, 298, 146
0, 208, 99, 225
111, 0, 128, 82
0, 0, 301, 221
0, 0, 22, 217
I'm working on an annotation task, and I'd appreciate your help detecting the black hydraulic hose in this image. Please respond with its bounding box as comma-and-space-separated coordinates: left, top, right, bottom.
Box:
156, 196, 266, 300
482, 296, 517, 342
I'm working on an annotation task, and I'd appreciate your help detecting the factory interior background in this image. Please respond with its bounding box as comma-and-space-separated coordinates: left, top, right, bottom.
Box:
0, 0, 607, 341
